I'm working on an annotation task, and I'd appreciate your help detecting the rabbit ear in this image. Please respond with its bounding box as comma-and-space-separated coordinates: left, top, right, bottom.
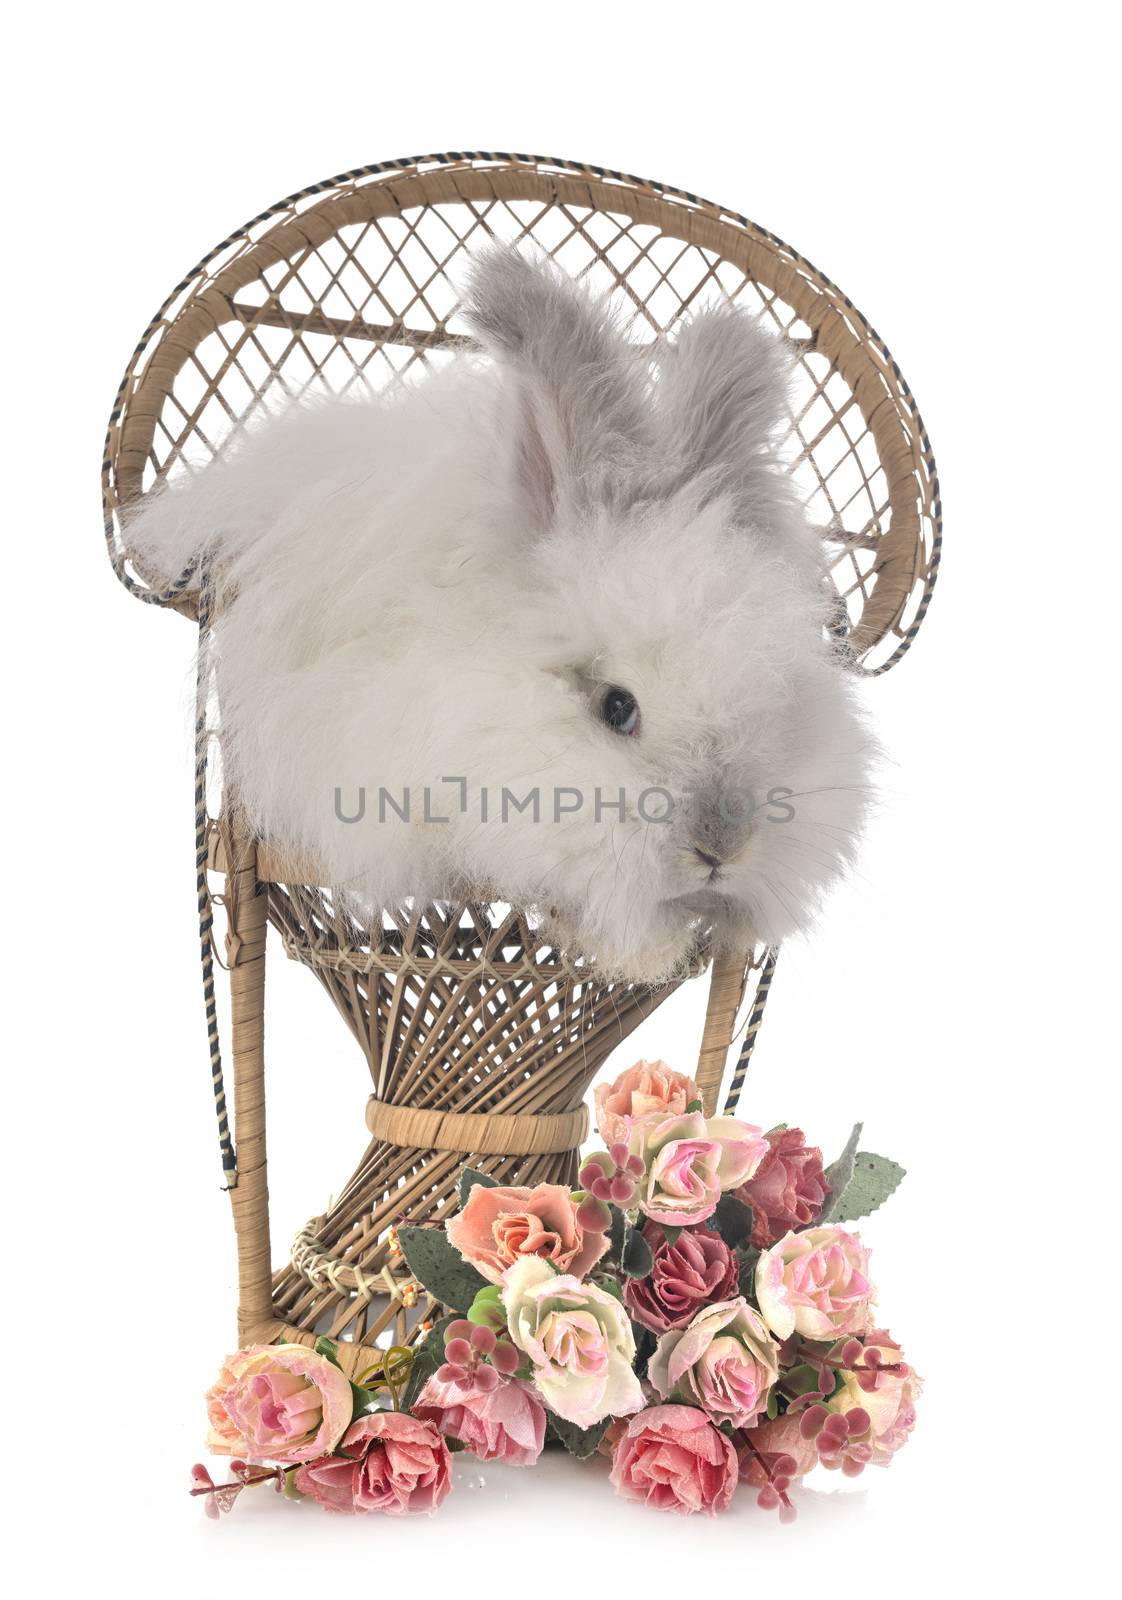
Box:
655, 304, 794, 525
462, 246, 648, 529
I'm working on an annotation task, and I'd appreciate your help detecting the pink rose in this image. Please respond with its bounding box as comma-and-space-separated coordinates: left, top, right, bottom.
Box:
755, 1226, 875, 1340
503, 1256, 643, 1427
446, 1182, 609, 1284
207, 1344, 353, 1463
648, 1297, 779, 1427
624, 1224, 738, 1335
736, 1127, 829, 1246
594, 1060, 700, 1147
737, 1413, 819, 1485
413, 1371, 546, 1467
631, 1113, 768, 1227
294, 1412, 452, 1515
610, 1404, 738, 1516
828, 1331, 921, 1470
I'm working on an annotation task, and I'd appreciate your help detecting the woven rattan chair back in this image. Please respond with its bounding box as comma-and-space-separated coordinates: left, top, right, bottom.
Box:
104, 153, 940, 1368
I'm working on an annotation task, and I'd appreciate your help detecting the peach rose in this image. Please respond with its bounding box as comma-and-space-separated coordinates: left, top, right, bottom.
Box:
294, 1412, 451, 1515
447, 1181, 608, 1284
755, 1226, 875, 1341
594, 1060, 700, 1146
610, 1404, 738, 1515
206, 1344, 353, 1463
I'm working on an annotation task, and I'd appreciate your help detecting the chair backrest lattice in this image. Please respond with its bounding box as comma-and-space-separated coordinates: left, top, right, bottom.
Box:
104, 151, 940, 675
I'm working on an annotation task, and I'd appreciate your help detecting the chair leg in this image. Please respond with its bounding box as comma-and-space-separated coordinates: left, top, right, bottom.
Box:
223, 830, 274, 1343
695, 951, 751, 1114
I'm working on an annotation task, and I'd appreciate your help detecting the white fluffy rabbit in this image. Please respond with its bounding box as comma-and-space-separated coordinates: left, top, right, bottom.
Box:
126, 246, 872, 981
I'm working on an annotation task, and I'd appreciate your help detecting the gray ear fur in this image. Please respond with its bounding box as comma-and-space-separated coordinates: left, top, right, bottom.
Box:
462, 246, 649, 528
654, 304, 795, 528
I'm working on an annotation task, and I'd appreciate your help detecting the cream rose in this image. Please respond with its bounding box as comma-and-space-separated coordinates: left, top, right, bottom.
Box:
648, 1297, 780, 1427
755, 1225, 875, 1340
831, 1331, 921, 1467
502, 1256, 643, 1427
630, 1112, 768, 1227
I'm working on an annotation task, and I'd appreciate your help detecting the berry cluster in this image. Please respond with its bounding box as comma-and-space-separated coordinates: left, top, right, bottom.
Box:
576, 1144, 646, 1231
839, 1338, 909, 1390
784, 1334, 910, 1409
798, 1402, 872, 1474
738, 1443, 800, 1521
437, 1318, 521, 1391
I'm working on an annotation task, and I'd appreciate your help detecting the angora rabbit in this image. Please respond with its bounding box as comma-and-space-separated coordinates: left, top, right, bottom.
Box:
126, 246, 871, 981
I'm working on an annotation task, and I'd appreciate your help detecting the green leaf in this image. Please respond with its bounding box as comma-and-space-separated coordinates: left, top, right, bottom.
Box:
608, 1204, 627, 1263
829, 1152, 906, 1223
818, 1122, 864, 1223
548, 1413, 611, 1458
766, 1387, 779, 1419
660, 1223, 682, 1247
466, 1283, 507, 1328
634, 1328, 656, 1378
766, 1122, 788, 1134
400, 1315, 455, 1412
713, 1193, 754, 1249
314, 1335, 343, 1369
458, 1167, 498, 1208
737, 1246, 761, 1300
621, 1226, 654, 1279
782, 1361, 825, 1398
349, 1380, 376, 1417
685, 1099, 703, 1114
397, 1225, 489, 1313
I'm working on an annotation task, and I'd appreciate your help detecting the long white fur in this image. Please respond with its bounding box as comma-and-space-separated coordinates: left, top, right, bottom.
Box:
126, 247, 872, 981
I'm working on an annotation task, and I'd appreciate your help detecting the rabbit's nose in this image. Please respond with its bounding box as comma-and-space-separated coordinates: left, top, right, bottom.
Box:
693, 847, 723, 871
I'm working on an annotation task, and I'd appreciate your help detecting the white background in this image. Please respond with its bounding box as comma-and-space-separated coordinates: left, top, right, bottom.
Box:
4, 3, 1116, 1593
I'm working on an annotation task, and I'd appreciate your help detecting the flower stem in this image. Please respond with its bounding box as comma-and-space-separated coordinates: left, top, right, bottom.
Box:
190, 1468, 281, 1499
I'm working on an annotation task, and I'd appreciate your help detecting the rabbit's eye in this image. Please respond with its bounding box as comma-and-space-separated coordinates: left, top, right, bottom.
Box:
599, 685, 640, 736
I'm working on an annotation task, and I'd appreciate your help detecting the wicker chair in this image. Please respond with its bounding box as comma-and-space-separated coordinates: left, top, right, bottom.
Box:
103, 152, 941, 1375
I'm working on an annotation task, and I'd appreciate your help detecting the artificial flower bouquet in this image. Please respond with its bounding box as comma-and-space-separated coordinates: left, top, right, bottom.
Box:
193, 1061, 917, 1521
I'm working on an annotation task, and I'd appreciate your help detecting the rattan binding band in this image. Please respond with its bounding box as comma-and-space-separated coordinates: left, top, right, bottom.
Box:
365, 1097, 589, 1155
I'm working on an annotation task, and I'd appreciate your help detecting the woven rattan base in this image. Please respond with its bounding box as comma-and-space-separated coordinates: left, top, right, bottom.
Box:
262, 883, 690, 1349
